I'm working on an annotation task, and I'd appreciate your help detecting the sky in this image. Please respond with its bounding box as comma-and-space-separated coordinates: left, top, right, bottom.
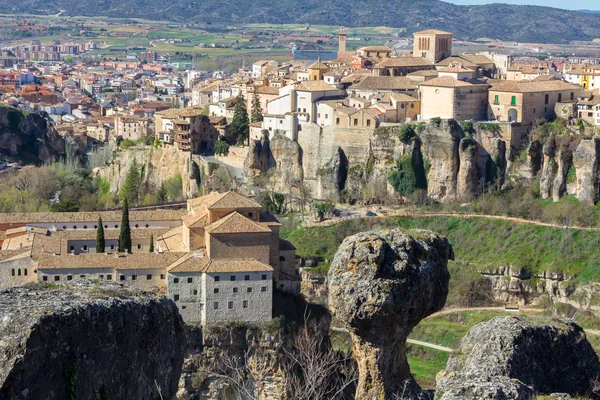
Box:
444, 0, 599, 10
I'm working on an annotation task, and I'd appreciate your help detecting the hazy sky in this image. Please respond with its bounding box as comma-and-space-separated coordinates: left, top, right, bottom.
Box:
444, 0, 599, 10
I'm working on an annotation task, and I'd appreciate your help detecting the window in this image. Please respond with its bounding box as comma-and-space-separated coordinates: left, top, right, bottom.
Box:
70, 246, 74, 252
174, 278, 179, 284
298, 124, 302, 132
247, 287, 253, 293
533, 108, 536, 113
147, 274, 152, 280
411, 103, 415, 109
248, 212, 253, 218
114, 225, 118, 229
83, 225, 87, 229
214, 275, 220, 282
137, 244, 142, 250
233, 287, 238, 293
243, 300, 248, 309
262, 274, 267, 280
131, 275, 137, 281
145, 224, 149, 228
571, 92, 574, 101
230, 275, 236, 281
73, 226, 77, 230
67, 275, 73, 281
160, 274, 165, 280
54, 276, 60, 281
187, 277, 193, 283
245, 275, 250, 281
80, 275, 85, 279
63, 226, 67, 230
261, 286, 267, 292
193, 290, 198, 295
99, 275, 104, 280
17, 269, 21, 276
558, 93, 562, 102
228, 301, 233, 309
120, 275, 125, 281
214, 302, 219, 309
336, 118, 340, 125
353, 118, 358, 126
511, 96, 516, 106
43, 276, 48, 281
83, 245, 88, 251
317, 113, 321, 118
174, 295, 179, 301
110, 245, 115, 250
366, 120, 371, 127
104, 225, 108, 229
494, 95, 499, 104
11, 269, 15, 276
107, 275, 112, 281
135, 224, 139, 228
181, 306, 186, 310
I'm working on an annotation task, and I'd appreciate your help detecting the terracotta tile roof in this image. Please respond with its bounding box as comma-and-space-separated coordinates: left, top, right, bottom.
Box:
359, 46, 393, 52
0, 210, 186, 224
157, 226, 187, 252
390, 93, 418, 102
295, 81, 338, 92
204, 191, 262, 210
205, 212, 272, 234
489, 79, 583, 93
204, 259, 273, 273
37, 252, 187, 270
374, 57, 433, 68
436, 56, 478, 68
0, 250, 31, 263
420, 76, 489, 88
308, 59, 329, 70
182, 211, 209, 228
0, 250, 28, 261
407, 70, 440, 77
167, 252, 209, 272
351, 76, 417, 91
460, 55, 494, 65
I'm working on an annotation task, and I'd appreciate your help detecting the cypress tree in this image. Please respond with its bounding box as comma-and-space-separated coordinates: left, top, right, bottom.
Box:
230, 93, 249, 144
118, 199, 132, 253
250, 87, 263, 123
96, 217, 105, 253
149, 233, 154, 253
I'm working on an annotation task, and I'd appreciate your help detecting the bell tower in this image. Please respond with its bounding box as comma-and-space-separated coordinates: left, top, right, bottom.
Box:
338, 27, 347, 55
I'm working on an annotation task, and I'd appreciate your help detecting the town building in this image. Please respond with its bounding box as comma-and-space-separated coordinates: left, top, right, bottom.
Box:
0, 192, 299, 325
413, 29, 453, 63
419, 76, 490, 121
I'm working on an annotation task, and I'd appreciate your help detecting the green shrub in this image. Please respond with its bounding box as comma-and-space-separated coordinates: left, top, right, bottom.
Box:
431, 117, 442, 127
398, 124, 416, 144
461, 121, 474, 134
416, 122, 427, 133
214, 139, 230, 156
120, 139, 135, 150
388, 155, 417, 195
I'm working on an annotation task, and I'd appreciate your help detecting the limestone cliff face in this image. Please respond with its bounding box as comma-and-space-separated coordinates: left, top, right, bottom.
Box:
328, 229, 452, 399
420, 121, 463, 203
574, 138, 600, 205
0, 281, 185, 400
457, 138, 479, 202
436, 316, 600, 400
95, 145, 200, 199
538, 136, 580, 201
0, 107, 65, 164
316, 147, 348, 201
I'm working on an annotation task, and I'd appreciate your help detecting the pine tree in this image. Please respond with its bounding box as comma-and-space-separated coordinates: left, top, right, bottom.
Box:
230, 93, 249, 144
118, 199, 132, 253
250, 87, 263, 123
149, 233, 154, 253
156, 183, 168, 204
96, 217, 105, 253
120, 158, 141, 205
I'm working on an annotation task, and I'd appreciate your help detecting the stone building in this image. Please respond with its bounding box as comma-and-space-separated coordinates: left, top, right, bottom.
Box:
0, 192, 298, 325
419, 76, 490, 121
413, 29, 453, 63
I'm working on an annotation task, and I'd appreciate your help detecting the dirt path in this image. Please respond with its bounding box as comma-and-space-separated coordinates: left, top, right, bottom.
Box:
426, 306, 543, 319
306, 208, 600, 231
406, 339, 453, 353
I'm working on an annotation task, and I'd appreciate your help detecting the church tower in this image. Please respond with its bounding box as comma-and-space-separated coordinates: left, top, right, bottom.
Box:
338, 28, 347, 55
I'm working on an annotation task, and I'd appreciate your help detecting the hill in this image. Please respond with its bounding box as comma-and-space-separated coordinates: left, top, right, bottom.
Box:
1, 0, 600, 43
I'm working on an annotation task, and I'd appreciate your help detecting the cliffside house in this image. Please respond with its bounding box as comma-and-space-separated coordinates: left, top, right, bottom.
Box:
419, 76, 490, 121
0, 192, 299, 325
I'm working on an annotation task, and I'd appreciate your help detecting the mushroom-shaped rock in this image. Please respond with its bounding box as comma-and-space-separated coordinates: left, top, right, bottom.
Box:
436, 316, 600, 400
328, 229, 452, 399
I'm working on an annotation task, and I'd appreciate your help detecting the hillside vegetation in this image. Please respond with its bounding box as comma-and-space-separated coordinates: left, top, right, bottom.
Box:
2, 0, 600, 43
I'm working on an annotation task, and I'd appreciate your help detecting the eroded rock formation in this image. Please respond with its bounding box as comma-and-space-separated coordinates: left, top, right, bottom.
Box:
436, 316, 600, 400
328, 229, 452, 399
0, 281, 185, 400
574, 138, 600, 205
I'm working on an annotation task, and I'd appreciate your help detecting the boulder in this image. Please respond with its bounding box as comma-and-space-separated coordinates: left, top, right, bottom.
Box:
328, 229, 452, 399
436, 316, 600, 400
0, 281, 185, 400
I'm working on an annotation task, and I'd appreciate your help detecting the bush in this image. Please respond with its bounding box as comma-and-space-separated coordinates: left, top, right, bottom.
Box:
461, 121, 474, 134
120, 139, 135, 150
398, 125, 416, 144
214, 139, 230, 156
431, 117, 442, 127
50, 199, 79, 212
388, 155, 417, 195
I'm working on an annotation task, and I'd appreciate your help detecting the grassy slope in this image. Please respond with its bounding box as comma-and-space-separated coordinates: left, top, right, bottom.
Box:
283, 216, 600, 282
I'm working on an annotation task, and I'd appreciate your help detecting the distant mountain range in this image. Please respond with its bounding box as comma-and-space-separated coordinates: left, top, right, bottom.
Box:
1, 0, 600, 43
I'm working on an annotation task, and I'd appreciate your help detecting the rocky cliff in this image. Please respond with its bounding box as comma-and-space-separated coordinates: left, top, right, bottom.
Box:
0, 106, 64, 164
95, 145, 202, 199
436, 316, 600, 399
328, 229, 452, 399
0, 281, 185, 400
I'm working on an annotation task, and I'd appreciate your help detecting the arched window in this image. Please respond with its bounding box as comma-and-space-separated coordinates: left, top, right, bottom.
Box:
24, 269, 27, 276
18, 269, 21, 276
11, 269, 15, 276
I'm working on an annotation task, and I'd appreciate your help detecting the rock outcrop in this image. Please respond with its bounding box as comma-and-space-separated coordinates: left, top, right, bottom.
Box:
436, 316, 600, 400
0, 107, 64, 164
457, 137, 479, 202
328, 229, 452, 399
0, 281, 185, 400
316, 146, 348, 201
574, 138, 600, 205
